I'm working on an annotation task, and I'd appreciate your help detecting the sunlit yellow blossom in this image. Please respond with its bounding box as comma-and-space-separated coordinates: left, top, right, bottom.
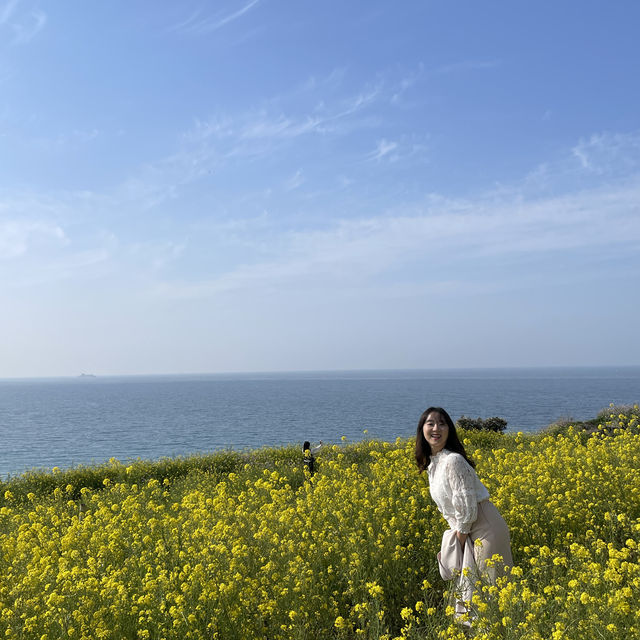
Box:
0, 414, 639, 639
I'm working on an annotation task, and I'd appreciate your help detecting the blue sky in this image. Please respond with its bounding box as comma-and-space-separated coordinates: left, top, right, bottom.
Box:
1, 0, 639, 377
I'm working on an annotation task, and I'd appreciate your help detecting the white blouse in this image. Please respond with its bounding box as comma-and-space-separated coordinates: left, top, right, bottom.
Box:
428, 449, 490, 534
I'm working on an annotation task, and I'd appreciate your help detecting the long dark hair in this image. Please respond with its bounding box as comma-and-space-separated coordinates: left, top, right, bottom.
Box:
415, 406, 475, 472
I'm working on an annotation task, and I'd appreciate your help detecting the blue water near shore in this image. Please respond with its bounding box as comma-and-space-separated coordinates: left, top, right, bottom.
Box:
0, 367, 638, 478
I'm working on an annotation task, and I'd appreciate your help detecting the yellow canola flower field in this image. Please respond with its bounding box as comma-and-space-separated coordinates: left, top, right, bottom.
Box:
0, 409, 639, 640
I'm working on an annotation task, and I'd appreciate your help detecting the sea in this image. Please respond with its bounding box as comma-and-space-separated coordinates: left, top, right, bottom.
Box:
0, 367, 638, 479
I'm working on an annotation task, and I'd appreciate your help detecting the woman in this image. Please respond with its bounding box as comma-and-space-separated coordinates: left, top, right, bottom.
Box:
415, 407, 513, 584
302, 440, 322, 476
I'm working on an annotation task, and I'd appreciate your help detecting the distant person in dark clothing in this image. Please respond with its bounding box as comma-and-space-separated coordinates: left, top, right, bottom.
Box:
302, 440, 322, 476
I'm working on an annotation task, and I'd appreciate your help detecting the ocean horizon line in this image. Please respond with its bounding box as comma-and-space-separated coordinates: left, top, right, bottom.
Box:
2, 363, 640, 384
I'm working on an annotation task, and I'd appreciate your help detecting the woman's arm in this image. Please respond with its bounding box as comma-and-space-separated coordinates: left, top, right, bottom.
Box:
447, 455, 479, 535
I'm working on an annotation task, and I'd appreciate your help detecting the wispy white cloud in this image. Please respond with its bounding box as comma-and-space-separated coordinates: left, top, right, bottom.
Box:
169, 0, 260, 36
11, 8, 45, 43
22, 127, 101, 153
284, 169, 304, 191
239, 112, 320, 140
66, 128, 99, 144
363, 134, 429, 165
366, 139, 398, 162
153, 169, 640, 300
0, 219, 66, 260
235, 85, 382, 142
390, 65, 424, 105
128, 240, 187, 272
298, 68, 347, 94
0, 188, 118, 289
1, 1, 47, 44
6, 40, 636, 313
111, 139, 221, 212
6, 246, 113, 288
157, 84, 382, 194
572, 144, 591, 171
168, 8, 201, 34
0, 0, 19, 24
170, 81, 385, 183
39, 120, 638, 301
181, 88, 380, 160
572, 131, 640, 174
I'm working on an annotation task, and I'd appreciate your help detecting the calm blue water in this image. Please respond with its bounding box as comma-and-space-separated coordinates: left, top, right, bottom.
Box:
0, 367, 638, 478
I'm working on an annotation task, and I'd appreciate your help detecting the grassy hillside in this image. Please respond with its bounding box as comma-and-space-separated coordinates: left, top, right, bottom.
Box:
0, 406, 638, 639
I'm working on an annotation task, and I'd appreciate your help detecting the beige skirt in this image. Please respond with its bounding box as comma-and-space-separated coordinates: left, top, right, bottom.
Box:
468, 499, 513, 581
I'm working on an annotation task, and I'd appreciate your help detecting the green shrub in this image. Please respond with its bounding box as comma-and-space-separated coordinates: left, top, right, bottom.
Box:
596, 403, 639, 422
456, 415, 507, 433
542, 404, 640, 437
540, 416, 576, 436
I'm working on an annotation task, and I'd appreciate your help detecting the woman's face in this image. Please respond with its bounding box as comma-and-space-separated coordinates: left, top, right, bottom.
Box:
423, 411, 449, 454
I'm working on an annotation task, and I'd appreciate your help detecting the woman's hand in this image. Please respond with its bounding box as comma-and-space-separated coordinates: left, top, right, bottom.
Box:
456, 531, 468, 546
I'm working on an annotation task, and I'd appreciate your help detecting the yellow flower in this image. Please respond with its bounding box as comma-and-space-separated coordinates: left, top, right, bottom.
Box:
400, 607, 412, 620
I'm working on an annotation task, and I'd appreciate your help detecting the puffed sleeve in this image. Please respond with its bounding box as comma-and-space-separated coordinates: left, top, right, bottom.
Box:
446, 454, 478, 534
